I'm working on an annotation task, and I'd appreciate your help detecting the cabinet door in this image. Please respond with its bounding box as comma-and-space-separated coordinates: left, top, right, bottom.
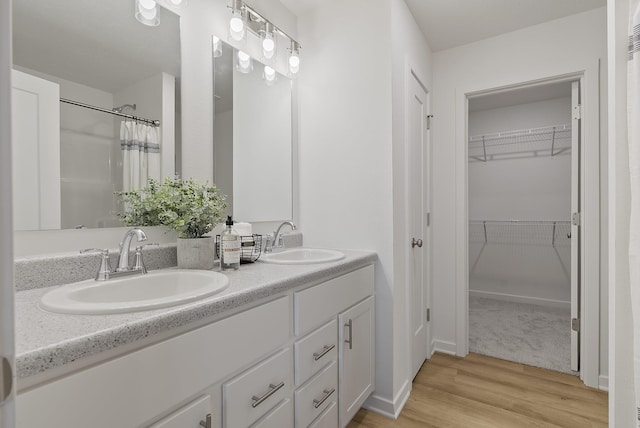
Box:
338, 296, 375, 428
148, 395, 214, 428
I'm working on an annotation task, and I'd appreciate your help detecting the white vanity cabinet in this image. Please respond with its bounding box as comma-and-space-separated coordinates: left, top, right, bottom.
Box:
16, 297, 291, 428
293, 265, 375, 428
16, 263, 375, 428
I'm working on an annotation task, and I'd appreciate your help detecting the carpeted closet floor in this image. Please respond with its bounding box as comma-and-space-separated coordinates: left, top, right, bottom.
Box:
469, 295, 574, 374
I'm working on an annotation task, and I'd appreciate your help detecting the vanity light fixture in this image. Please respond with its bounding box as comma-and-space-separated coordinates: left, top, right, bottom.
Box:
236, 50, 253, 74
135, 0, 160, 27
226, 0, 301, 74
288, 41, 300, 77
229, 0, 247, 43
263, 65, 277, 86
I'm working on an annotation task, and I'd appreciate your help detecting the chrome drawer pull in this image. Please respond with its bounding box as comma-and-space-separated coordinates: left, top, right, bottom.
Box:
313, 344, 335, 361
345, 319, 353, 350
313, 388, 335, 409
199, 414, 212, 428
251, 381, 285, 408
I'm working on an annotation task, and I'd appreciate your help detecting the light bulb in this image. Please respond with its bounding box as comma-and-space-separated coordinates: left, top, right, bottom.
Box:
289, 52, 300, 75
263, 66, 276, 82
236, 51, 253, 73
229, 11, 245, 42
263, 35, 275, 59
135, 0, 160, 26
213, 36, 222, 58
168, 0, 184, 6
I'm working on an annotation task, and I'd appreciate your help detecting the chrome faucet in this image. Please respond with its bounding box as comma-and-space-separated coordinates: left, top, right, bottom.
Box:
116, 228, 148, 272
267, 221, 296, 253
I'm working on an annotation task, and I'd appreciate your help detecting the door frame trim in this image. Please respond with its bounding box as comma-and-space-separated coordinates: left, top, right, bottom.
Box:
453, 63, 601, 388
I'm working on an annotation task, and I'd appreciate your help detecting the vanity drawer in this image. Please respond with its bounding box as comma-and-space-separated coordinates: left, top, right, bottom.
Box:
294, 265, 374, 336
223, 347, 292, 428
294, 361, 337, 428
250, 398, 293, 428
294, 319, 337, 386
308, 401, 338, 428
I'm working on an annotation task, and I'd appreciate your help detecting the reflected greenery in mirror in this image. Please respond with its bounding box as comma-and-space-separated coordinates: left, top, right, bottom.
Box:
213, 39, 293, 223
12, 0, 180, 231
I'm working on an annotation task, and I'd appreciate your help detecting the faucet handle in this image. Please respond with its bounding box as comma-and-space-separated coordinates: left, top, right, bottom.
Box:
133, 243, 158, 274
80, 248, 112, 281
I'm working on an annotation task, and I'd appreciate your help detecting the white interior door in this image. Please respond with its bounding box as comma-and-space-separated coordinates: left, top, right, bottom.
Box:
570, 80, 581, 372
408, 72, 429, 379
11, 69, 60, 230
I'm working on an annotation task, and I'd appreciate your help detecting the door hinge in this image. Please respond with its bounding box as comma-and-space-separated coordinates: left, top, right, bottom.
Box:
426, 308, 431, 322
572, 212, 581, 226
571, 318, 580, 332
573, 104, 582, 120
426, 114, 433, 130
426, 212, 431, 227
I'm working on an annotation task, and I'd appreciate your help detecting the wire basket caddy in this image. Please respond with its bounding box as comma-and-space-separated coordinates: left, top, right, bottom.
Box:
215, 234, 263, 263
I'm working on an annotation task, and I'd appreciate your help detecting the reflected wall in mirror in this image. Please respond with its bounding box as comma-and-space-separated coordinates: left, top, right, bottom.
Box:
213, 40, 293, 223
12, 0, 181, 231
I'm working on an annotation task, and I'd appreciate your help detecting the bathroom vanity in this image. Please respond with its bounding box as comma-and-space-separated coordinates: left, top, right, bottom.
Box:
14, 250, 376, 428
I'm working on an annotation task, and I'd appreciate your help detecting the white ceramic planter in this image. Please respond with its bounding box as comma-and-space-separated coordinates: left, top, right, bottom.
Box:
177, 237, 215, 270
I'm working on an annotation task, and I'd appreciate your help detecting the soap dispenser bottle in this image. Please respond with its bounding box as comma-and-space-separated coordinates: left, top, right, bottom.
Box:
221, 216, 240, 271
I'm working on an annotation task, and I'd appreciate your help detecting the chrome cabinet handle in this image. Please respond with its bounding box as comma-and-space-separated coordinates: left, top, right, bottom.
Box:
411, 238, 423, 248
345, 320, 353, 350
0, 357, 12, 403
199, 414, 212, 428
313, 388, 335, 409
567, 232, 572, 239
313, 344, 335, 361
251, 381, 285, 408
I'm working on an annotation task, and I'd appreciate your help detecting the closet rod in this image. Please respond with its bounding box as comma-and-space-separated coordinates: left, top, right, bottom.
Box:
60, 98, 160, 127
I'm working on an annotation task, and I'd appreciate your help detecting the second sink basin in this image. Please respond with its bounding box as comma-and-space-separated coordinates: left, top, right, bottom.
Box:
260, 248, 345, 265
40, 269, 229, 315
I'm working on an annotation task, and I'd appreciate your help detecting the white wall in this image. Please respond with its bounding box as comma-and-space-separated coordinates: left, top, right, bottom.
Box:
296, 0, 433, 418
432, 8, 608, 384
607, 0, 636, 424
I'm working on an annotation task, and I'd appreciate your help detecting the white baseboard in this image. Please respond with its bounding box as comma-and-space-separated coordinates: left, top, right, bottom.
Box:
469, 290, 571, 310
363, 379, 411, 419
432, 339, 457, 355
598, 375, 609, 391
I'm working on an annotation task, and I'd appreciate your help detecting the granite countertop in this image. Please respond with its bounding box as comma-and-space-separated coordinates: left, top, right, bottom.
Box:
15, 249, 376, 381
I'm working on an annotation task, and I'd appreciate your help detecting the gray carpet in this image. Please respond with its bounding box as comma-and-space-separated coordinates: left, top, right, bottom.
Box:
469, 296, 575, 375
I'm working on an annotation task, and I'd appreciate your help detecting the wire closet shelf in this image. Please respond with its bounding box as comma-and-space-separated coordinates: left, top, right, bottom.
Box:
469, 220, 571, 247
468, 124, 571, 162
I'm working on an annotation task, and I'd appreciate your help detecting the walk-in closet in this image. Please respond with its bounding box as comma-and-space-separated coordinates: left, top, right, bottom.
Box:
467, 81, 578, 374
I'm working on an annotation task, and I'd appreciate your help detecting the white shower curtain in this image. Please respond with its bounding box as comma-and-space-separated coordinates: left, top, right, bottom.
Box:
120, 121, 161, 192
628, 0, 640, 425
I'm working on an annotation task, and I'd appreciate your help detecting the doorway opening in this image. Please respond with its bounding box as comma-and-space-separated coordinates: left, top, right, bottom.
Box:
466, 80, 580, 375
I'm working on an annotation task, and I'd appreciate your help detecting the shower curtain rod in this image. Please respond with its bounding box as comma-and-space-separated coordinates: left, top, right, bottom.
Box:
60, 98, 160, 127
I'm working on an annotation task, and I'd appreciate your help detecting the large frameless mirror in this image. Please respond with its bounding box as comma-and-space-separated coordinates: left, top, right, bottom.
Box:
11, 0, 181, 231
213, 38, 293, 223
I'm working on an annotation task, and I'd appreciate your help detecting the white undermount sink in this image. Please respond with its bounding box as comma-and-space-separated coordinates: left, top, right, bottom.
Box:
260, 248, 345, 265
40, 269, 229, 315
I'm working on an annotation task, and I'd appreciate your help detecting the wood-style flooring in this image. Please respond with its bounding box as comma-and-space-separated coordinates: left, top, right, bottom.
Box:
347, 353, 608, 428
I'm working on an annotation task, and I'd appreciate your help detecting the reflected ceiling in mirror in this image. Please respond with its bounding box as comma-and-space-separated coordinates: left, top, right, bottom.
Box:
12, 0, 181, 231
214, 40, 293, 223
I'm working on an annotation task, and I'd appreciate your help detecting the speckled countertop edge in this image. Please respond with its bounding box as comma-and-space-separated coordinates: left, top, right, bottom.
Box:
15, 249, 377, 380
